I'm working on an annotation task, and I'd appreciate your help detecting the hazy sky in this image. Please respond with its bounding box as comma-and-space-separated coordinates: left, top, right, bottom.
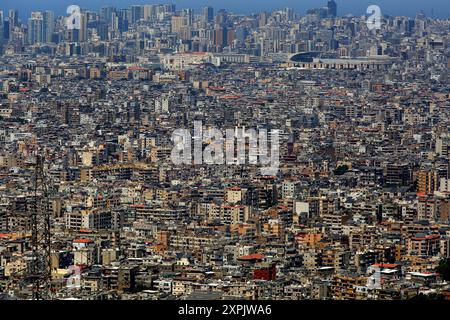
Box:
1, 0, 449, 19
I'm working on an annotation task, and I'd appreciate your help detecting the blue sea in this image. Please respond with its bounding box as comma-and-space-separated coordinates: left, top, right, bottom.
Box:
0, 0, 449, 19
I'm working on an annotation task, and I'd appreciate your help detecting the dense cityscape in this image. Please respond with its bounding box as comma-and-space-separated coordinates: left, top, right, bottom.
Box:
0, 0, 449, 301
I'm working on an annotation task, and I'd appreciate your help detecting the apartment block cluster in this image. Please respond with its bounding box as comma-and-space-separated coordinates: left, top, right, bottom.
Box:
0, 1, 450, 300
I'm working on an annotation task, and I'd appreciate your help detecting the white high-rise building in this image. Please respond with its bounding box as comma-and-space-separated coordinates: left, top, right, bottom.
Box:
0, 11, 4, 45
28, 12, 44, 44
43, 11, 54, 43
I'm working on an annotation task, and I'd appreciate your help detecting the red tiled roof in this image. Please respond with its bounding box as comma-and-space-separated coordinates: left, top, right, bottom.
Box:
208, 86, 226, 91
73, 238, 94, 244
128, 66, 147, 71
220, 95, 241, 100
373, 263, 400, 268
416, 192, 427, 197
130, 204, 145, 208
238, 253, 265, 261
411, 234, 440, 241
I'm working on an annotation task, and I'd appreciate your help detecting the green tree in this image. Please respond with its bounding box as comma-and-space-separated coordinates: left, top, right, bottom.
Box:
436, 258, 450, 281
411, 293, 445, 300
334, 165, 349, 176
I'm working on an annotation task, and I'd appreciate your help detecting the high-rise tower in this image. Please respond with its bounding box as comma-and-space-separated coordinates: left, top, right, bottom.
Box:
203, 6, 214, 22
28, 12, 43, 44
43, 11, 54, 43
327, 0, 337, 18
0, 11, 4, 45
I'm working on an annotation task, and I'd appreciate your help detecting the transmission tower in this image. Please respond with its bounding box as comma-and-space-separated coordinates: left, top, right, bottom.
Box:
28, 154, 53, 300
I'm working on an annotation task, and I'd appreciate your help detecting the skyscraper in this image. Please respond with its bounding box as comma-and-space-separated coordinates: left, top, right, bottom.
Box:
214, 25, 234, 48
143, 5, 154, 21
203, 6, 214, 23
28, 12, 43, 44
182, 8, 194, 26
259, 12, 268, 27
214, 26, 227, 47
43, 11, 54, 43
8, 9, 18, 27
8, 9, 18, 40
130, 5, 143, 24
163, 4, 176, 14
69, 11, 87, 42
171, 16, 185, 33
101, 6, 116, 26
0, 11, 4, 45
3, 19, 9, 42
78, 12, 87, 42
215, 9, 228, 25
235, 26, 248, 43
327, 0, 337, 18
116, 9, 129, 33
285, 7, 294, 21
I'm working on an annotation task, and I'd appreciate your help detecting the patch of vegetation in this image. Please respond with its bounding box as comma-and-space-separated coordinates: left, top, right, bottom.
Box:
436, 258, 450, 281
334, 165, 349, 176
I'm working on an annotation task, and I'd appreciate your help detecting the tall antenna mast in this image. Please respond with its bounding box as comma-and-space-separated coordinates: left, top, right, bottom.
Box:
29, 154, 53, 300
